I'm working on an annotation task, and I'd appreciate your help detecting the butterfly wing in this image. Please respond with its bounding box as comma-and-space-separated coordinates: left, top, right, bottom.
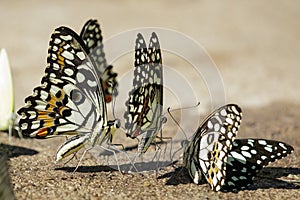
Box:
80, 19, 104, 59
124, 32, 164, 154
80, 19, 118, 103
18, 26, 106, 138
124, 33, 163, 136
222, 139, 294, 192
183, 104, 242, 191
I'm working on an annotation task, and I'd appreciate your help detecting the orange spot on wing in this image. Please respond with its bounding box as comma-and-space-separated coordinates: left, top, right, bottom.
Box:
37, 128, 48, 138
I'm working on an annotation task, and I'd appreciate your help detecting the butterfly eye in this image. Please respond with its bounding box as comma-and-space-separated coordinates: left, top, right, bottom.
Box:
106, 80, 113, 88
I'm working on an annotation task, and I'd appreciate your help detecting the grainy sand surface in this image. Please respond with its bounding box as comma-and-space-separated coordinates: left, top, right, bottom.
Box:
0, 1, 299, 199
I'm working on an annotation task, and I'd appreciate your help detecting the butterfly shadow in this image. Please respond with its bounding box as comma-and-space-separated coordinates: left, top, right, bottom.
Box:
0, 143, 39, 159
94, 144, 174, 172
55, 160, 175, 173
54, 165, 117, 173
247, 167, 300, 190
158, 166, 300, 192
157, 166, 193, 185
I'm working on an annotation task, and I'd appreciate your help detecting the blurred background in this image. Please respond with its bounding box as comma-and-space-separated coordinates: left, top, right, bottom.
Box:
0, 0, 299, 111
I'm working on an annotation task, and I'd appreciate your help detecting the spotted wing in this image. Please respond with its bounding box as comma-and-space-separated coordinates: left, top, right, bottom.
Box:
80, 19, 118, 103
18, 26, 106, 138
221, 139, 294, 192
124, 32, 163, 139
183, 104, 242, 191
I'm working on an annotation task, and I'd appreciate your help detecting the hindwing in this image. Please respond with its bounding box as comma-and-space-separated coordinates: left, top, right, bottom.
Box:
222, 139, 294, 192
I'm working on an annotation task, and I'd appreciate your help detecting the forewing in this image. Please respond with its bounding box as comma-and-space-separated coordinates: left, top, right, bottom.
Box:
148, 32, 162, 86
18, 27, 105, 138
18, 77, 100, 138
222, 139, 294, 192
132, 33, 149, 89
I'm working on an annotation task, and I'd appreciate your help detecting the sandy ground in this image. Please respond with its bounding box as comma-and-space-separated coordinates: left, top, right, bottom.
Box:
0, 0, 300, 199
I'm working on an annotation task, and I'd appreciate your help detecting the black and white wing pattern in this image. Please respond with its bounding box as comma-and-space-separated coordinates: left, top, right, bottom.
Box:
124, 32, 164, 154
80, 19, 118, 103
183, 104, 242, 191
222, 139, 294, 192
17, 26, 119, 163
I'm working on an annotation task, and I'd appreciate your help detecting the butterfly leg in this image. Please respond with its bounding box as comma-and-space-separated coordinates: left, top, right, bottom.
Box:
155, 131, 174, 164
8, 113, 22, 143
104, 140, 138, 173
72, 146, 94, 173
99, 145, 123, 174
62, 152, 78, 166
110, 143, 125, 151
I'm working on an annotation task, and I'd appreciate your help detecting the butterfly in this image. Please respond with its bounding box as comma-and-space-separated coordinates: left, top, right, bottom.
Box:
183, 104, 294, 192
124, 32, 166, 155
0, 48, 20, 137
221, 138, 294, 192
183, 104, 242, 191
17, 26, 120, 170
80, 19, 118, 103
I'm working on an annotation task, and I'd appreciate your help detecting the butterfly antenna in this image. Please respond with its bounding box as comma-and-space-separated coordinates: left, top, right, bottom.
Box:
167, 107, 188, 141
163, 102, 200, 115
166, 102, 200, 140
